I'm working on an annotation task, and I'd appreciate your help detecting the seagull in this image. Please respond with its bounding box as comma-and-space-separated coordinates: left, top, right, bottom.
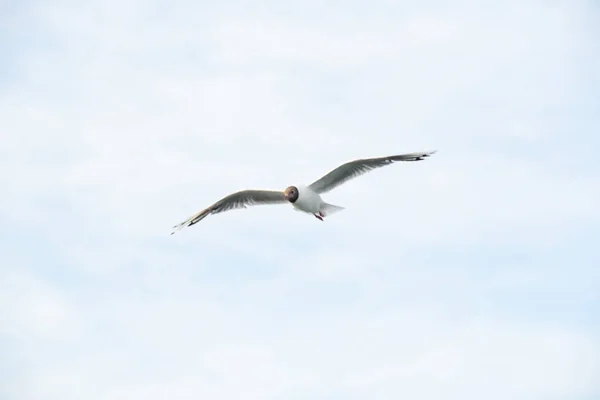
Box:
171, 150, 436, 234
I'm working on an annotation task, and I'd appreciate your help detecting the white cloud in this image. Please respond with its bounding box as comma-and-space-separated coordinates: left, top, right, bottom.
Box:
3, 271, 598, 400
0, 269, 81, 341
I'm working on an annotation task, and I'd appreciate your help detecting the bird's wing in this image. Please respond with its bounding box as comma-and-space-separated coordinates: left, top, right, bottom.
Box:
308, 150, 436, 194
171, 189, 286, 234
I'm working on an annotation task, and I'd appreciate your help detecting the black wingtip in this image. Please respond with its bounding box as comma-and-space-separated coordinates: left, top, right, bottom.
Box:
416, 151, 436, 161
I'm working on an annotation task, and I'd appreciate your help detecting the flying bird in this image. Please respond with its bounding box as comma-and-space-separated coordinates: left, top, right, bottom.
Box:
171, 150, 436, 234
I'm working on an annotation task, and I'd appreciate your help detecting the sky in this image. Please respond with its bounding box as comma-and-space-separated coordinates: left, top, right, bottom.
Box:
1, 0, 599, 399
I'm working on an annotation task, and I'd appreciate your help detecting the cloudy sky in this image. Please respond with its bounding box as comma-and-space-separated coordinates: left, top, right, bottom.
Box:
1, 0, 599, 399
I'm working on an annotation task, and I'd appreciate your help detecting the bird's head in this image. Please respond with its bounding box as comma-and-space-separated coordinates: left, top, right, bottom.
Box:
283, 186, 299, 203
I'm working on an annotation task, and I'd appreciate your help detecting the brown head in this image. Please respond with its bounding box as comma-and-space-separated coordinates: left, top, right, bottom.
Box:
283, 186, 299, 203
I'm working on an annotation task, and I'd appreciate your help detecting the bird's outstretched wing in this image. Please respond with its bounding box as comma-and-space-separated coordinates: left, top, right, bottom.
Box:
171, 189, 286, 234
308, 151, 436, 194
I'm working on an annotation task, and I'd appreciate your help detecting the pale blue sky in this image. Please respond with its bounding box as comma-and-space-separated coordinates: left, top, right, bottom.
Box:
1, 1, 599, 399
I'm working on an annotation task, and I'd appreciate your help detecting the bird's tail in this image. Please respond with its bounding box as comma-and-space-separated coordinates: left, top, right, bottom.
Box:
320, 202, 345, 217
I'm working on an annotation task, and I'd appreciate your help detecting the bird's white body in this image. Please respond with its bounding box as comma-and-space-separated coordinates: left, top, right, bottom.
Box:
288, 185, 346, 220
290, 185, 322, 213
